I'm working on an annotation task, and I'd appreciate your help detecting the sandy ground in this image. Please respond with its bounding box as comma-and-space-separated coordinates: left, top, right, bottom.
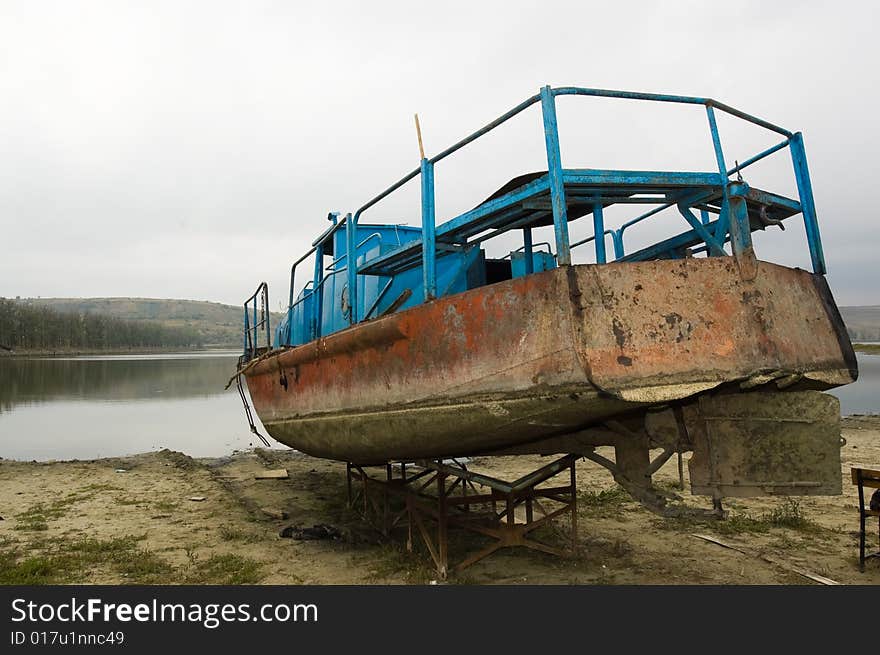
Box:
1, 416, 879, 585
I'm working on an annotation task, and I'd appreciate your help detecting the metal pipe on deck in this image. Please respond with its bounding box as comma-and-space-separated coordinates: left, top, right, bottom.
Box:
345, 213, 357, 325
421, 158, 436, 300
523, 227, 534, 274
540, 85, 571, 266
789, 132, 826, 274
592, 201, 606, 263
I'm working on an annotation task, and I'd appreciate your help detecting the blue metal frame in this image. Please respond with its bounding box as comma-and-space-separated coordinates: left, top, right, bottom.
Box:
421, 158, 436, 300
540, 85, 571, 266
243, 282, 270, 360
247, 84, 829, 354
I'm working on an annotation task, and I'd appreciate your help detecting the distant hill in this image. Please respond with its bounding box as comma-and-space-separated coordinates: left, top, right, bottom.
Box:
18, 298, 880, 347
26, 298, 283, 348
839, 306, 880, 342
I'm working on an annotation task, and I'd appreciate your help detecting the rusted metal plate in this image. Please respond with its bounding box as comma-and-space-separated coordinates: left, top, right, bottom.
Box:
569, 258, 856, 403
244, 259, 855, 463
688, 391, 842, 497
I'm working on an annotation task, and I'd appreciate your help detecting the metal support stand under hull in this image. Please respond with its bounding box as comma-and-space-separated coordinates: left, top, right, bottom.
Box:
346, 455, 579, 579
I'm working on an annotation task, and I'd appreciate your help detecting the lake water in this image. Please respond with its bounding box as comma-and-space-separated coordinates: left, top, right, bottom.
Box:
0, 351, 877, 462
0, 351, 275, 461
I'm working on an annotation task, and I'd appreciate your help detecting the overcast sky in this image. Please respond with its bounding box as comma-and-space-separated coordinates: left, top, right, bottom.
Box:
1, 1, 877, 308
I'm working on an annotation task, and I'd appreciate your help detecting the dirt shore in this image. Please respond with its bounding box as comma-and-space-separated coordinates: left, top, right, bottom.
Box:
1, 416, 879, 585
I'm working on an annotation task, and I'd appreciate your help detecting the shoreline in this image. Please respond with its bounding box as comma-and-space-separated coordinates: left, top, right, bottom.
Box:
0, 346, 240, 358
2, 415, 876, 466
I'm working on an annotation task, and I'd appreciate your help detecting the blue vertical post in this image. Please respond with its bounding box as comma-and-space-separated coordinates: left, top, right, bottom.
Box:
421, 158, 436, 300
540, 85, 570, 266
252, 301, 257, 351
728, 183, 757, 280
242, 307, 249, 357
728, 184, 754, 259
345, 213, 357, 325
592, 201, 606, 264
705, 105, 728, 176
705, 105, 731, 254
311, 244, 323, 339
789, 132, 826, 274
700, 209, 710, 225
523, 227, 534, 274
611, 230, 624, 260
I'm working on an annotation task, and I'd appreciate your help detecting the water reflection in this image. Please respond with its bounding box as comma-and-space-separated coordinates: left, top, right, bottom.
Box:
0, 351, 275, 460
0, 352, 239, 412
829, 353, 880, 416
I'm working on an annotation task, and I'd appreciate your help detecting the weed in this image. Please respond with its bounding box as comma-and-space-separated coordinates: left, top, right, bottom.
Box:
184, 546, 199, 566
712, 513, 771, 535
114, 496, 143, 506
185, 554, 263, 584
0, 534, 172, 584
765, 499, 821, 532
365, 543, 435, 583
218, 526, 259, 543
578, 486, 631, 519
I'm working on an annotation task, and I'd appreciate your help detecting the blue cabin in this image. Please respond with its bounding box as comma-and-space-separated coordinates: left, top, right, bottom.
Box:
275, 216, 557, 348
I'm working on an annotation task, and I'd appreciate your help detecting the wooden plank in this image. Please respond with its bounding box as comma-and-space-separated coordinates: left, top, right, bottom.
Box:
255, 468, 289, 480
851, 467, 880, 485
692, 534, 841, 586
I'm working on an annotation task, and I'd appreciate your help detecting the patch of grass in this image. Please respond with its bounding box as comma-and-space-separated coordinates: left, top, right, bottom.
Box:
653, 498, 823, 536
13, 518, 49, 532
0, 550, 60, 584
218, 526, 259, 543
711, 513, 771, 535
185, 554, 264, 584
0, 534, 172, 584
118, 551, 173, 581
114, 496, 143, 506
579, 486, 631, 519
13, 504, 52, 532
655, 479, 685, 494
152, 500, 179, 512
365, 543, 435, 584
13, 489, 103, 531
764, 498, 821, 532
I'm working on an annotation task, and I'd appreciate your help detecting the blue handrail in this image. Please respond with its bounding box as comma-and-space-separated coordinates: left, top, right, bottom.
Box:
243, 282, 270, 361
340, 85, 822, 326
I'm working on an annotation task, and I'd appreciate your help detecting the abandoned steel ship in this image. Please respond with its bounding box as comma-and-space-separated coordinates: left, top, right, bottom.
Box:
235, 85, 857, 507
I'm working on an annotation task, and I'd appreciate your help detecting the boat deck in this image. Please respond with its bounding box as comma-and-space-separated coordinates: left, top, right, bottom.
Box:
359, 168, 802, 276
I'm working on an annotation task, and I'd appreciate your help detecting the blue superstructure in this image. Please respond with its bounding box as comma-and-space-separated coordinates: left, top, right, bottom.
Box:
245, 85, 824, 360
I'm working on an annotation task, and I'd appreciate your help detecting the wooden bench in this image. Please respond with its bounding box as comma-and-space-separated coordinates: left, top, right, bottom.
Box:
852, 467, 880, 571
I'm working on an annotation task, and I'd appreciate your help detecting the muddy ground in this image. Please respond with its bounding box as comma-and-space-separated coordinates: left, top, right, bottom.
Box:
1, 416, 879, 585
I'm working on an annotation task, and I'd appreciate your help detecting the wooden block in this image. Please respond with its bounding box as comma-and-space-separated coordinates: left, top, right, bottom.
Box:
260, 507, 289, 520
188, 496, 206, 502
851, 467, 880, 487
255, 469, 289, 480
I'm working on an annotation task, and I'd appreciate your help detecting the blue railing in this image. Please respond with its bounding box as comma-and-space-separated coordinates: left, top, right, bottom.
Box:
243, 282, 270, 361
343, 84, 824, 326
279, 230, 389, 346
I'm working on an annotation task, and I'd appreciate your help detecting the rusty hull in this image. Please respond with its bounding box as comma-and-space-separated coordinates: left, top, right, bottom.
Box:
243, 258, 856, 464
